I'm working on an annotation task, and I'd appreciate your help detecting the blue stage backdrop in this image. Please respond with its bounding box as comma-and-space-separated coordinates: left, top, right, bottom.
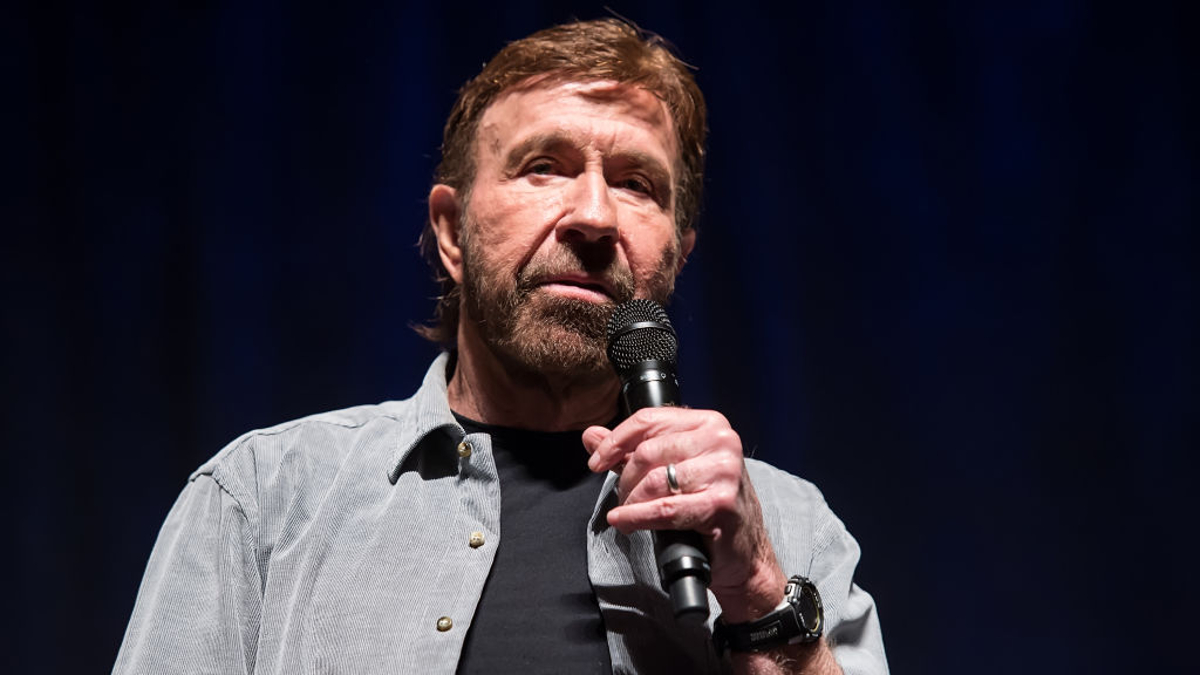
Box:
6, 2, 1196, 673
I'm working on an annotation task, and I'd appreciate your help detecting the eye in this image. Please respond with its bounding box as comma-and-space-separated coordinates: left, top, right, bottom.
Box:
618, 175, 654, 195
524, 158, 557, 175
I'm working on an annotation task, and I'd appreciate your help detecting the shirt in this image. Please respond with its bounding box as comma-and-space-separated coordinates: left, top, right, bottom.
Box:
453, 414, 611, 672
114, 354, 889, 674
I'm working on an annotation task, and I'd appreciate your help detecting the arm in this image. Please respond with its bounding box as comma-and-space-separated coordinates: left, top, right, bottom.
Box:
113, 474, 262, 675
583, 408, 884, 675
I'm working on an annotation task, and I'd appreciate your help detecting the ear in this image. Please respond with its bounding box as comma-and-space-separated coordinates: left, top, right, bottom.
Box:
429, 184, 464, 284
676, 228, 697, 274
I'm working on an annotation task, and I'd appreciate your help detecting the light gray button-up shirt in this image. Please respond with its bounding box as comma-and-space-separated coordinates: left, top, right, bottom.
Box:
115, 354, 888, 674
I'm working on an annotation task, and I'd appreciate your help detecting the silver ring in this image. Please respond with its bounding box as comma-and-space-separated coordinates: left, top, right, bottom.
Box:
666, 463, 681, 495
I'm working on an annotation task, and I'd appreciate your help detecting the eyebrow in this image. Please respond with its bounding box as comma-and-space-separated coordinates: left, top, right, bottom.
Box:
502, 131, 675, 206
502, 132, 576, 174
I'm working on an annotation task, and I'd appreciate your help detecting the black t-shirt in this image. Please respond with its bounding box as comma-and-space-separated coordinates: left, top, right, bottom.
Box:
454, 413, 612, 674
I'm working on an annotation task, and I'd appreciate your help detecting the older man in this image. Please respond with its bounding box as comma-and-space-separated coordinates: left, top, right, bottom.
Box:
115, 19, 887, 675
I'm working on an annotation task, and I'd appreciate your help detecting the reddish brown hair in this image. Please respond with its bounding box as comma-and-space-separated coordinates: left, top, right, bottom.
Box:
416, 18, 708, 345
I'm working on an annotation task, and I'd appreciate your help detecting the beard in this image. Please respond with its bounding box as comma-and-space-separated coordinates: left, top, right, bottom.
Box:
459, 219, 680, 382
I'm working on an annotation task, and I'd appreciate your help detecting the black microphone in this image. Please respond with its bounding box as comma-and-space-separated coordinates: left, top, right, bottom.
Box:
606, 299, 711, 624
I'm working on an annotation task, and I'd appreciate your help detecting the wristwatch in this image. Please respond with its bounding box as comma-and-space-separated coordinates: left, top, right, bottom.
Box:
713, 575, 824, 654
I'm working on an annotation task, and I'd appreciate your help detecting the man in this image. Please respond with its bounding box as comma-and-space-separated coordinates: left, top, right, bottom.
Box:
115, 19, 887, 675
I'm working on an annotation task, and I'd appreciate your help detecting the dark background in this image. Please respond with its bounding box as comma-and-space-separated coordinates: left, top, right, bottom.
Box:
7, 1, 1197, 672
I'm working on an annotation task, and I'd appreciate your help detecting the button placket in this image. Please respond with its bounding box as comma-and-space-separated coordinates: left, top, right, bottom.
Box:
441, 431, 497, 644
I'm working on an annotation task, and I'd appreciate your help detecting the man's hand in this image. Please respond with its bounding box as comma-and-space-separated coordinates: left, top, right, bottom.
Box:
581, 407, 786, 622
582, 408, 844, 675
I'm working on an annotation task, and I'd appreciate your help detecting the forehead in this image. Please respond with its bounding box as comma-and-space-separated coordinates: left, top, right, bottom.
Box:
476, 79, 679, 170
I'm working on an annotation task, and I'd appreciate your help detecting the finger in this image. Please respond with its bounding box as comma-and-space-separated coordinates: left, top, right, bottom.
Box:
619, 455, 724, 506
585, 427, 629, 473
616, 425, 744, 500
586, 423, 636, 472
606, 492, 728, 535
590, 408, 711, 472
616, 432, 711, 499
582, 426, 609, 458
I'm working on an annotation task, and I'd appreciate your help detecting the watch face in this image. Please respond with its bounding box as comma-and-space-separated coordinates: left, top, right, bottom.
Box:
797, 583, 823, 634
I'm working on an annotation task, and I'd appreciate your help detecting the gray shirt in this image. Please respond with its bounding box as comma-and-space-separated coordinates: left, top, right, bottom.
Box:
114, 354, 888, 674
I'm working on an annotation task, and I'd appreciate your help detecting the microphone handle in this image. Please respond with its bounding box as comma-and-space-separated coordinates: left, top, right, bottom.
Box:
656, 530, 711, 623
619, 364, 712, 623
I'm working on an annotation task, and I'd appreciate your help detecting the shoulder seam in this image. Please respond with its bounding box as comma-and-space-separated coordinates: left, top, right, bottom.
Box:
187, 470, 252, 523
238, 408, 405, 440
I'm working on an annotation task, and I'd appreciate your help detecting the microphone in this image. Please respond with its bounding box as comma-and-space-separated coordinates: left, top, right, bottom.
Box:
606, 299, 712, 624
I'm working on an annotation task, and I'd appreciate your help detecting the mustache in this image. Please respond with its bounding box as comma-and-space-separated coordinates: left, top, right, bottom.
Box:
517, 247, 636, 304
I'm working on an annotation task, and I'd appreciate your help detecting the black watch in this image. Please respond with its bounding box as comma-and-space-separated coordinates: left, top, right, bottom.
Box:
713, 575, 824, 654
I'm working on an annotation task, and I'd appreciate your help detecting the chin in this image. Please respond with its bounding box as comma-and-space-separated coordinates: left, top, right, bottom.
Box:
495, 299, 613, 379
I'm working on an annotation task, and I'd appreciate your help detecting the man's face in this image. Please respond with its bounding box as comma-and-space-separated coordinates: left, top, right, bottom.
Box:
442, 79, 695, 380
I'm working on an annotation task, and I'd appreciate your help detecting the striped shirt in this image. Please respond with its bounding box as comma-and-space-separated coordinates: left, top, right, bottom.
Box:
114, 354, 888, 674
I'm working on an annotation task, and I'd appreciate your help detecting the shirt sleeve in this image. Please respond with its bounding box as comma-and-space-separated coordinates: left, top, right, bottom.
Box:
747, 461, 889, 675
809, 519, 889, 675
113, 473, 262, 675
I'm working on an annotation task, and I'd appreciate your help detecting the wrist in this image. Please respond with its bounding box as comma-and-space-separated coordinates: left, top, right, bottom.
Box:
715, 575, 826, 659
714, 562, 788, 623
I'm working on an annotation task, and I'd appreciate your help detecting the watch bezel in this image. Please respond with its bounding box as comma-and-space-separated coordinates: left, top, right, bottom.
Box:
790, 577, 823, 636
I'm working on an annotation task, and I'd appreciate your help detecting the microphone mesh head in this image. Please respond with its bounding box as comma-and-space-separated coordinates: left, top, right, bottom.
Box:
606, 299, 678, 375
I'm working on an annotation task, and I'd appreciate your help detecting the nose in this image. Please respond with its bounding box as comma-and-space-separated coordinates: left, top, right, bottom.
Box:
557, 169, 618, 244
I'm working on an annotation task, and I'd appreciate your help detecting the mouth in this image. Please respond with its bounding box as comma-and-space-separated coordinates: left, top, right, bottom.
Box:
532, 275, 615, 303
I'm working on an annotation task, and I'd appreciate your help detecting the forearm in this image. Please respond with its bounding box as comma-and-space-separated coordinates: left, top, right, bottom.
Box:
732, 639, 842, 675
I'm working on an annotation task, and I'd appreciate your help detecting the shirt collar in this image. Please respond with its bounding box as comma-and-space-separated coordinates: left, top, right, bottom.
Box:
385, 352, 465, 484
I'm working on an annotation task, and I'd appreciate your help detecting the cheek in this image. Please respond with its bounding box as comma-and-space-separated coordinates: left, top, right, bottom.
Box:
478, 201, 566, 269
472, 189, 562, 244
625, 230, 680, 283
464, 225, 536, 284
484, 184, 565, 220
466, 236, 521, 277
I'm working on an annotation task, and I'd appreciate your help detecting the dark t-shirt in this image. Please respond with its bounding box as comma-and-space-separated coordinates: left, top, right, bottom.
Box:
454, 413, 612, 674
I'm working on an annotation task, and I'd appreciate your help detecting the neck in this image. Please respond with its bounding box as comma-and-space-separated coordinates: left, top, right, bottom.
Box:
448, 324, 620, 432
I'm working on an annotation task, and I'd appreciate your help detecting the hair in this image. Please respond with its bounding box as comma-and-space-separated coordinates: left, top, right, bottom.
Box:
415, 18, 708, 345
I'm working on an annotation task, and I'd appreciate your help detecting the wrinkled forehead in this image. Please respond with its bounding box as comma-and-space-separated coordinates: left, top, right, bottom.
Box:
476, 77, 680, 166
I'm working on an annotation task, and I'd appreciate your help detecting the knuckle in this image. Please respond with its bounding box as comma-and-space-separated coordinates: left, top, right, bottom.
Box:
657, 498, 679, 521
712, 453, 742, 477
629, 441, 656, 468
712, 426, 741, 448
633, 407, 663, 425
620, 458, 643, 484
603, 432, 620, 451
709, 488, 738, 513
627, 439, 649, 462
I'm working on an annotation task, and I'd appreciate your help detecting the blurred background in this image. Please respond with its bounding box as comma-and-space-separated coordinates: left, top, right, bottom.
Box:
6, 1, 1196, 672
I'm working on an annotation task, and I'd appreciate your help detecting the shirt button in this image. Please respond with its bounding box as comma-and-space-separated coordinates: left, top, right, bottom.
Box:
457, 440, 472, 458
469, 531, 485, 548
437, 616, 453, 632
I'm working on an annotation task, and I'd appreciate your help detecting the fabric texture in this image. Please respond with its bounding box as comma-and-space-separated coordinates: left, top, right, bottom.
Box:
114, 354, 888, 674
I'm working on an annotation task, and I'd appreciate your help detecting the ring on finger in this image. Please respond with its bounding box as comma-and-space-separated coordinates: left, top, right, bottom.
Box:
666, 463, 682, 495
